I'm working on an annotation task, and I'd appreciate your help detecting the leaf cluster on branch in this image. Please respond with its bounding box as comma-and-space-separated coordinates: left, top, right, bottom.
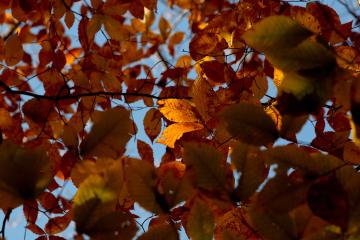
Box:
1, 0, 360, 239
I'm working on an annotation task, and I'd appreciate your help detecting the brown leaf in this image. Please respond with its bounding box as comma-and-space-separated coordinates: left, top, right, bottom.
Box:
137, 139, 154, 165
144, 108, 162, 142
45, 212, 72, 235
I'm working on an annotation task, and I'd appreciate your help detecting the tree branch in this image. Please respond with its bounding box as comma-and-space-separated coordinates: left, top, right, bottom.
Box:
0, 81, 191, 101
0, 208, 12, 239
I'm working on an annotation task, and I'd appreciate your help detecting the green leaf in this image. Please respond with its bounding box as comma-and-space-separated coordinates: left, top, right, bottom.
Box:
125, 158, 163, 213
183, 143, 226, 190
0, 141, 54, 209
268, 38, 335, 72
80, 107, 132, 159
138, 223, 178, 240
187, 200, 215, 240
231, 142, 266, 200
221, 103, 279, 146
242, 15, 312, 53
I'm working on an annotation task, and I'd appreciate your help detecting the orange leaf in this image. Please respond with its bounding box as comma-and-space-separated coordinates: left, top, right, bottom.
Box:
45, 212, 72, 235
158, 99, 199, 123
157, 122, 203, 148
64, 11, 75, 29
144, 108, 162, 142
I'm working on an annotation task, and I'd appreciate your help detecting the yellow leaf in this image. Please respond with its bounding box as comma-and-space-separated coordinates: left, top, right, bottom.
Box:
80, 107, 131, 159
5, 34, 23, 66
273, 68, 284, 87
191, 76, 220, 122
157, 122, 203, 148
158, 99, 199, 123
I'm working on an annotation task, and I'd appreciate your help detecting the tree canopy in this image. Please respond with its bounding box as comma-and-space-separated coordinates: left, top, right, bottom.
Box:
0, 0, 360, 239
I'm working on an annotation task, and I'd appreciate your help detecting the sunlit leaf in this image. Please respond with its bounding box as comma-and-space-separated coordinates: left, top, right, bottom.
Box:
157, 122, 203, 148
158, 99, 199, 123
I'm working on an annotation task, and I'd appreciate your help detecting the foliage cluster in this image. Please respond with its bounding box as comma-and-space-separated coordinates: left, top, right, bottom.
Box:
0, 0, 360, 239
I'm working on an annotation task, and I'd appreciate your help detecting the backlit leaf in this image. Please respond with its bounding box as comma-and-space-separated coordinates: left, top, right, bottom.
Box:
158, 99, 199, 123
157, 122, 203, 148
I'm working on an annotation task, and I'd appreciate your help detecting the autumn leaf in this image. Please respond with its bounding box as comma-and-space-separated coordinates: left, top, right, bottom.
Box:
124, 158, 164, 213
0, 141, 54, 209
221, 102, 279, 146
186, 199, 215, 240
4, 34, 23, 66
138, 223, 178, 240
158, 99, 200, 123
157, 122, 203, 148
183, 143, 226, 190
80, 107, 132, 159
231, 142, 267, 200
242, 15, 312, 53
72, 160, 136, 239
144, 108, 162, 142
